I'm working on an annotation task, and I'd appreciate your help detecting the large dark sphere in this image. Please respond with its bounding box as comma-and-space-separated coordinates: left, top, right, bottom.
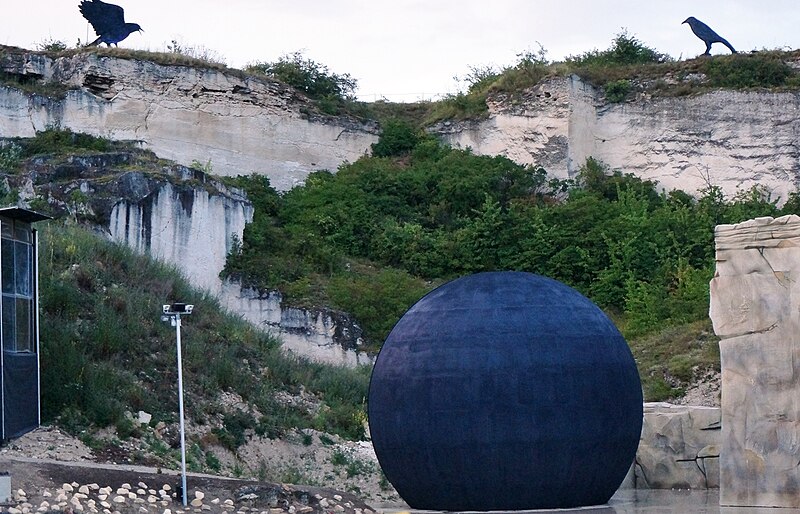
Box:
368, 271, 642, 511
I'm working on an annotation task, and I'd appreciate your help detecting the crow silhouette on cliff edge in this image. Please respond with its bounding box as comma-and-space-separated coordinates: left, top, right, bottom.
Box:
682, 17, 737, 55
79, 0, 142, 47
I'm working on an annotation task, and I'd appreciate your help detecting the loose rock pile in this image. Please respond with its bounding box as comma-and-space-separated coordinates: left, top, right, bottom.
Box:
5, 480, 374, 514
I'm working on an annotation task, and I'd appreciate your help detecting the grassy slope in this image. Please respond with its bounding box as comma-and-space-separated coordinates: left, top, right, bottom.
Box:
38, 220, 370, 473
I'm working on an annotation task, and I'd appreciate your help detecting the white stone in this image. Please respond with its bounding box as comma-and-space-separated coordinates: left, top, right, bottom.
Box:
89, 484, 100, 490
79, 485, 90, 494
148, 496, 158, 503
333, 495, 342, 501
100, 501, 111, 509
98, 494, 108, 501
162, 484, 172, 491
191, 498, 203, 507
62, 484, 74, 493
711, 215, 800, 508
121, 483, 132, 491
211, 498, 220, 505
113, 496, 126, 503
41, 491, 51, 498
634, 399, 723, 486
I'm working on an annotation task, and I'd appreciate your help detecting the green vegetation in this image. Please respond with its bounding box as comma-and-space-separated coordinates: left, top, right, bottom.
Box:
224, 130, 796, 398
38, 221, 371, 449
704, 51, 794, 88
566, 30, 671, 67
604, 79, 631, 103
246, 52, 357, 115
415, 33, 800, 125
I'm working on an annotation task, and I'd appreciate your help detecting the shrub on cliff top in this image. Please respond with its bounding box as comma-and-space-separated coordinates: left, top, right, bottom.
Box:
567, 30, 672, 67
246, 52, 357, 107
703, 52, 793, 88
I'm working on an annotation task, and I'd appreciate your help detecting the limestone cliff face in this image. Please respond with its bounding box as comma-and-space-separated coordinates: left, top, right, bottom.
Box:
13, 150, 367, 366
436, 76, 800, 203
0, 47, 379, 191
710, 215, 800, 507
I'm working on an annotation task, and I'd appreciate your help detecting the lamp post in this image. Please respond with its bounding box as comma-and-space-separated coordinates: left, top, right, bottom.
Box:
161, 302, 194, 507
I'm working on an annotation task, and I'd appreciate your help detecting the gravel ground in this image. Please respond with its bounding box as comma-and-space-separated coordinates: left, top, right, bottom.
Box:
0, 426, 391, 514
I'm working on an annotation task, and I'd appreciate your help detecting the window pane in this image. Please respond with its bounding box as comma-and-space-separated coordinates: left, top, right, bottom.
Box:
2, 296, 15, 351
14, 223, 30, 243
1, 238, 13, 295
15, 242, 30, 297
15, 298, 31, 352
0, 219, 12, 239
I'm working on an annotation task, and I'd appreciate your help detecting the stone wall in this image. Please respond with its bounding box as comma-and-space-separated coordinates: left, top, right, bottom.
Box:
631, 403, 720, 490
710, 215, 800, 507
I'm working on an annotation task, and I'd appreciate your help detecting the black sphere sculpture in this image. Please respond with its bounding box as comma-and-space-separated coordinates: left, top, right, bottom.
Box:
368, 271, 642, 511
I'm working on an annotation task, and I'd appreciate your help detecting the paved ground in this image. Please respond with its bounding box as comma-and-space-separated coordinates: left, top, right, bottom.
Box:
376, 490, 800, 514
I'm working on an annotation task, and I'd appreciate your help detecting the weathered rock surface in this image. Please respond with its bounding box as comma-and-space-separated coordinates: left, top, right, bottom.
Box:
710, 214, 800, 507
10, 150, 369, 365
436, 75, 800, 203
633, 402, 720, 490
218, 282, 373, 366
0, 46, 379, 191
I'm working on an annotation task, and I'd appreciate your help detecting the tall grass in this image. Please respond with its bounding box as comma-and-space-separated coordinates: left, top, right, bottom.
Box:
38, 221, 370, 444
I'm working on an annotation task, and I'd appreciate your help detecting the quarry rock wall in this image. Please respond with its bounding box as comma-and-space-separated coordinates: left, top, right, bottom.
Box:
437, 76, 800, 203
0, 49, 379, 191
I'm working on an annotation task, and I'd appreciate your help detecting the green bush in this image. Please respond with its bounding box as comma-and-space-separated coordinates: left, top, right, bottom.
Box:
0, 142, 23, 171
246, 52, 356, 111
371, 120, 419, 157
704, 53, 792, 88
20, 127, 111, 156
605, 79, 631, 103
567, 30, 671, 67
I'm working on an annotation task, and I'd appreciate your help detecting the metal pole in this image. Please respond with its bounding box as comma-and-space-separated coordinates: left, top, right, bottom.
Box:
175, 314, 188, 507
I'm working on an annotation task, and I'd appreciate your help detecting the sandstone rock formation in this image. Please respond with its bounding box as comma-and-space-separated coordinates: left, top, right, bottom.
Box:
0, 46, 378, 191
710, 215, 800, 507
633, 403, 720, 490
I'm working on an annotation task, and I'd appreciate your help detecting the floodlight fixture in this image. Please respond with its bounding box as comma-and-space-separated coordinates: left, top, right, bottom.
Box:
160, 301, 194, 507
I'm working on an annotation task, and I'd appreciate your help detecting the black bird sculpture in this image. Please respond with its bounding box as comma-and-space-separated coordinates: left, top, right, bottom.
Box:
682, 17, 737, 55
79, 0, 142, 47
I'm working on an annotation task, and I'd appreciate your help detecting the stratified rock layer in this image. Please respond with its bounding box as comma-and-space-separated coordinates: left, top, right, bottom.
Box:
710, 214, 800, 507
0, 47, 378, 191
